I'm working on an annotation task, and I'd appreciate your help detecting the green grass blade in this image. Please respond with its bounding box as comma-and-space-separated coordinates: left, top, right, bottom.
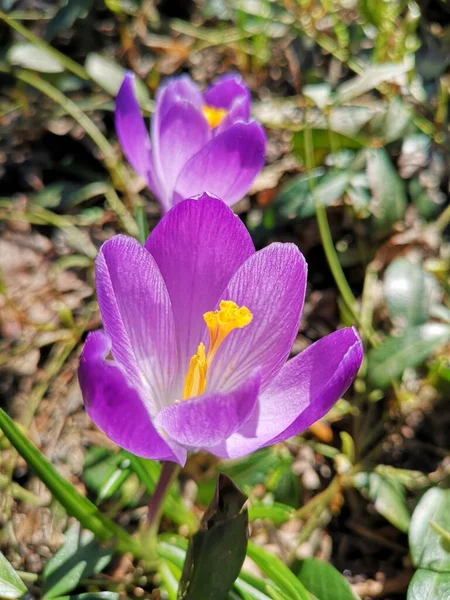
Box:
0, 408, 142, 557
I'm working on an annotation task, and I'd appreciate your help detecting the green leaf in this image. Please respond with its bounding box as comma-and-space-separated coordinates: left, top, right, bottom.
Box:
367, 471, 411, 533
0, 408, 141, 557
7, 42, 64, 72
409, 488, 450, 572
275, 168, 350, 221
83, 447, 132, 503
367, 324, 450, 389
383, 258, 442, 328
127, 453, 198, 533
178, 474, 249, 600
246, 543, 310, 600
248, 502, 295, 525
354, 470, 412, 533
407, 568, 450, 600
366, 148, 407, 230
43, 523, 113, 598
0, 552, 27, 599
47, 593, 119, 600
297, 557, 360, 600
292, 129, 367, 166
85, 53, 151, 109
336, 61, 411, 102
45, 0, 93, 40
158, 534, 285, 600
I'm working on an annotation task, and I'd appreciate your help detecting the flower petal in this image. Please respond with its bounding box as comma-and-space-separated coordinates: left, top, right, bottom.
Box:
114, 73, 159, 195
210, 328, 363, 459
156, 372, 260, 449
79, 331, 186, 464
207, 243, 307, 393
173, 121, 266, 207
145, 194, 255, 376
95, 235, 178, 412
203, 73, 251, 111
215, 96, 251, 135
155, 75, 203, 121
151, 76, 205, 210
156, 100, 210, 205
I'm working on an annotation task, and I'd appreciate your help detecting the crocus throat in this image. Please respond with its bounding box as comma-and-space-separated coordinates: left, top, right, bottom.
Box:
182, 300, 253, 400
202, 104, 228, 129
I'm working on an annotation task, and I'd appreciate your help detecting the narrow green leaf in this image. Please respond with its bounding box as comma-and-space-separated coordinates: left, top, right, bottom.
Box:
297, 557, 360, 600
0, 552, 27, 599
49, 594, 119, 600
248, 502, 294, 524
43, 523, 113, 599
0, 408, 141, 557
292, 128, 367, 166
127, 454, 198, 532
246, 543, 310, 600
367, 324, 450, 389
409, 488, 450, 572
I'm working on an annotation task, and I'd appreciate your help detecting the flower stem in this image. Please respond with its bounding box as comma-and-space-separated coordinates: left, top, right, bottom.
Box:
302, 125, 379, 347
146, 461, 180, 532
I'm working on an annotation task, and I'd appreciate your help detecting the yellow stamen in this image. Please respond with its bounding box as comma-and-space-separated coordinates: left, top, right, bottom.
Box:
182, 342, 207, 400
202, 104, 227, 129
204, 300, 253, 364
182, 301, 252, 400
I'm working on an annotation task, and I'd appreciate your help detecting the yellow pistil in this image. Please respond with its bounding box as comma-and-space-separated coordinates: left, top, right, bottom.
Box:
202, 104, 228, 129
182, 301, 253, 400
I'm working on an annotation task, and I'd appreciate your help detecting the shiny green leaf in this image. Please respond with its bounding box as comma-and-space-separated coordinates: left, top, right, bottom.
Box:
178, 474, 248, 600
383, 258, 442, 328
409, 488, 450, 572
297, 557, 360, 600
7, 42, 64, 72
367, 324, 450, 389
0, 552, 27, 599
407, 568, 450, 600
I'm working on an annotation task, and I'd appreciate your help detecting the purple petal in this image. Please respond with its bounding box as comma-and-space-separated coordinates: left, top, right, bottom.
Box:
151, 76, 205, 210
215, 96, 251, 135
211, 328, 363, 459
114, 73, 159, 196
155, 75, 203, 122
203, 73, 251, 111
156, 372, 260, 448
154, 100, 210, 207
79, 331, 186, 464
207, 243, 307, 393
173, 121, 266, 207
145, 194, 255, 375
95, 235, 179, 411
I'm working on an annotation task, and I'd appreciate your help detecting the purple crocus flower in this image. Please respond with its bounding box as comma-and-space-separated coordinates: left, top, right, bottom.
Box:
79, 194, 363, 466
115, 73, 266, 213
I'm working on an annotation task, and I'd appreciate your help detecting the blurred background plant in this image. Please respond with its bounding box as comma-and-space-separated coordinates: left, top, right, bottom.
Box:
0, 0, 449, 599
